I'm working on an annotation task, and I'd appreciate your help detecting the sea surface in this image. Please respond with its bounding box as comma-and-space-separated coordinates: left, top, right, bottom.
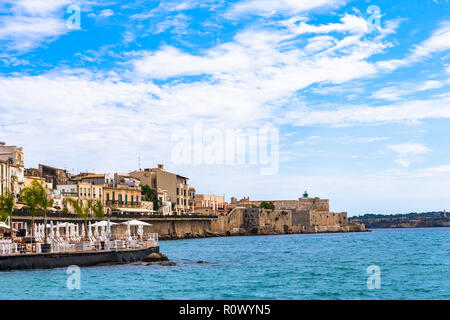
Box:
0, 228, 449, 300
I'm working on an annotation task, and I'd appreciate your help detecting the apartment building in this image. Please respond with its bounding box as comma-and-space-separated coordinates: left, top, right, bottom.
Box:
0, 160, 11, 196
0, 142, 24, 197
195, 194, 226, 215
129, 164, 195, 214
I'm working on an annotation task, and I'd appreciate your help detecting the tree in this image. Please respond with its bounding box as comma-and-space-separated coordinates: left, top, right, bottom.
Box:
259, 201, 275, 211
0, 190, 15, 240
141, 185, 160, 212
20, 180, 47, 240
92, 200, 104, 221
66, 198, 104, 241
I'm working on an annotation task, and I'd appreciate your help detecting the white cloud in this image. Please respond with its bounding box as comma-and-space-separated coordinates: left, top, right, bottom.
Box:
284, 95, 450, 127
378, 22, 450, 71
99, 9, 114, 18
282, 14, 369, 35
0, 0, 75, 52
386, 143, 431, 167
387, 143, 431, 156
226, 0, 346, 18
372, 79, 447, 101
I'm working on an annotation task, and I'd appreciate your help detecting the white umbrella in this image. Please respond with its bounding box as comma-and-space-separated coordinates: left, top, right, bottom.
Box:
121, 220, 152, 226
107, 220, 112, 238
91, 220, 117, 227
88, 221, 92, 238
0, 221, 17, 231
126, 221, 131, 238
56, 223, 61, 238
49, 221, 54, 242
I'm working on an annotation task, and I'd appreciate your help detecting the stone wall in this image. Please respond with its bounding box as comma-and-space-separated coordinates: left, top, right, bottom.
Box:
237, 197, 330, 211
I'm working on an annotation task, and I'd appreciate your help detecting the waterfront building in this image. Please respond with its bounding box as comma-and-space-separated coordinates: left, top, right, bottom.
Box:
38, 164, 70, 189
70, 173, 113, 185
0, 142, 24, 197
57, 173, 151, 215
129, 164, 195, 214
195, 194, 226, 215
0, 160, 11, 196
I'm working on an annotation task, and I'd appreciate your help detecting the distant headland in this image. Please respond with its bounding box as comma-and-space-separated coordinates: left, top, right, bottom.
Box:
349, 211, 450, 229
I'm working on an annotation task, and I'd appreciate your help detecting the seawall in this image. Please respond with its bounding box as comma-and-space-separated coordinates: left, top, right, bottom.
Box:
12, 209, 367, 241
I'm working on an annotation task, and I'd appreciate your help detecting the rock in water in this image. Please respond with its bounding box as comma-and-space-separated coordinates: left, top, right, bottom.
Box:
159, 262, 176, 266
142, 252, 162, 262
160, 253, 169, 261
197, 260, 206, 264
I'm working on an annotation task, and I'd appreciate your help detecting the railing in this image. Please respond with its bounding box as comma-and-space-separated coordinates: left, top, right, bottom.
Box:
0, 233, 159, 256
12, 210, 218, 219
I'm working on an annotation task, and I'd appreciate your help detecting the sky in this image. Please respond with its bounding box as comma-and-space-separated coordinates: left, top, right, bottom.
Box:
0, 0, 449, 216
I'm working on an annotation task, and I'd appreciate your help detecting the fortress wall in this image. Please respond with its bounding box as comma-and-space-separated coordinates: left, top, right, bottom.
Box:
309, 211, 348, 226
257, 209, 293, 234
210, 207, 246, 234
239, 198, 330, 212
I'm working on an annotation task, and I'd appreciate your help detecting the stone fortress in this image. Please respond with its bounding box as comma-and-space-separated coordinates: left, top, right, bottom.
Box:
209, 195, 366, 236
146, 194, 367, 239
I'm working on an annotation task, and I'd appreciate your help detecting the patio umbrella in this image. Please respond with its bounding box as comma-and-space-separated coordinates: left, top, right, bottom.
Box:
121, 219, 152, 226
0, 221, 17, 231
88, 221, 92, 238
107, 220, 112, 239
91, 221, 118, 227
126, 221, 131, 238
49, 221, 54, 242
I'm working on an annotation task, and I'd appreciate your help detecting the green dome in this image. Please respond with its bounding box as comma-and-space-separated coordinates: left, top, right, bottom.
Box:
303, 190, 309, 198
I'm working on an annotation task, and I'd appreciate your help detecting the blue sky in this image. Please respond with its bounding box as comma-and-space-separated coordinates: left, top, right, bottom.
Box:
1, 0, 450, 215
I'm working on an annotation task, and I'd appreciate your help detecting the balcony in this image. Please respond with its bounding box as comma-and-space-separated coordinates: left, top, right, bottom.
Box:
105, 200, 141, 208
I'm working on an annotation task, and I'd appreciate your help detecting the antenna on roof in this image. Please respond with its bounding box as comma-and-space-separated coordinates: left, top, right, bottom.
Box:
138, 156, 141, 171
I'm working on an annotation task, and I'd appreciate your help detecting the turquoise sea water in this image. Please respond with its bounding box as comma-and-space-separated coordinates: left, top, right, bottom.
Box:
0, 228, 449, 300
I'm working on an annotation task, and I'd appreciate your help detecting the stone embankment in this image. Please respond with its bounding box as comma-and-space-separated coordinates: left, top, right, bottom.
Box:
147, 207, 367, 240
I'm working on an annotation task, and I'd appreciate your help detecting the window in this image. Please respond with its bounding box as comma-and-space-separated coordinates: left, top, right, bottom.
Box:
131, 195, 134, 204
136, 195, 139, 203
125, 195, 128, 204
106, 193, 110, 202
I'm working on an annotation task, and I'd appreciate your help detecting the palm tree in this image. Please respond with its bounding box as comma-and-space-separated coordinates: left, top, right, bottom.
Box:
0, 190, 15, 240
92, 200, 104, 221
66, 198, 104, 241
19, 180, 46, 240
